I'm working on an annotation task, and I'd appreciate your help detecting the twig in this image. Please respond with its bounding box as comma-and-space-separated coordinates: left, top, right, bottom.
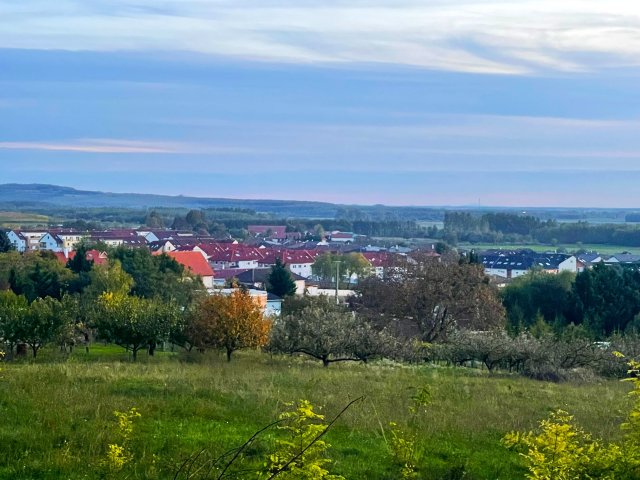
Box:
217, 419, 286, 479
174, 448, 207, 480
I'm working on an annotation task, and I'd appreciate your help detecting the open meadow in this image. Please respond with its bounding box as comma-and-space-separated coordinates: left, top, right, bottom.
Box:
458, 242, 639, 255
0, 347, 631, 479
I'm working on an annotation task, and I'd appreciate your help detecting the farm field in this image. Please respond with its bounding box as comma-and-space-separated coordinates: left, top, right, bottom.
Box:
0, 347, 631, 479
0, 211, 50, 228
459, 242, 639, 255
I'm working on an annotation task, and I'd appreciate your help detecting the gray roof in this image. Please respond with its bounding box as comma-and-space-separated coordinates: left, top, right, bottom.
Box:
481, 252, 573, 270
610, 254, 640, 263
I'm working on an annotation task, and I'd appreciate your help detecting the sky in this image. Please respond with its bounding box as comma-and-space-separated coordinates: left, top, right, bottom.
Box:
2, 0, 640, 207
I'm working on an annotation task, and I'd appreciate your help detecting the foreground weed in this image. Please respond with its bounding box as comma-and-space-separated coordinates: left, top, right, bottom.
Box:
502, 409, 619, 480
103, 407, 141, 472
260, 399, 345, 480
503, 353, 640, 479
388, 421, 418, 479
386, 385, 432, 479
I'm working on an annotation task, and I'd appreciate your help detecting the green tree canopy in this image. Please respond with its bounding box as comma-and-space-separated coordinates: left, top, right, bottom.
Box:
574, 264, 640, 336
269, 296, 392, 366
12, 295, 74, 358
501, 271, 579, 332
109, 247, 201, 306
312, 252, 372, 285
93, 292, 178, 360
8, 252, 74, 302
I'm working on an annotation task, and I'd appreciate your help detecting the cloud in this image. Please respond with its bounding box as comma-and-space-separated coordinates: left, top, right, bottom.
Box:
0, 138, 258, 154
1, 1, 640, 74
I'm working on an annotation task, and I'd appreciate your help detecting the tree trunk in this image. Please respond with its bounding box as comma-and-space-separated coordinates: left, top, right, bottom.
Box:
132, 348, 138, 361
322, 357, 329, 367
31, 344, 38, 358
226, 348, 233, 362
16, 343, 27, 357
148, 341, 156, 356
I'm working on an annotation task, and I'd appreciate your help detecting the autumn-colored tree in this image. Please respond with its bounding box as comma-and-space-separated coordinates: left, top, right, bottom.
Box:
189, 290, 271, 361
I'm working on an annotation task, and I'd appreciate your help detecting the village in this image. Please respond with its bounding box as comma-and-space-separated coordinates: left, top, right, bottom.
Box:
5, 224, 635, 316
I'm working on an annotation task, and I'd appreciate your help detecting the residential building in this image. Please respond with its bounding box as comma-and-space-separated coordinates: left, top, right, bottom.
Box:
6, 230, 27, 252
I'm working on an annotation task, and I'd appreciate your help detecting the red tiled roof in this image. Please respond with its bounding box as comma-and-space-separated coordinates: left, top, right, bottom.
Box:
199, 243, 265, 263
257, 248, 318, 265
362, 252, 392, 267
54, 249, 108, 266
163, 251, 214, 277
330, 232, 355, 239
247, 225, 287, 239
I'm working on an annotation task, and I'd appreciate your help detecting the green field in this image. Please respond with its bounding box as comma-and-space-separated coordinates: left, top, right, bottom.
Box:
0, 347, 631, 479
459, 242, 639, 255
0, 211, 50, 228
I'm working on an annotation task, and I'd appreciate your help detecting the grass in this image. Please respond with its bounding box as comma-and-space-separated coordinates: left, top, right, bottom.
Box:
0, 347, 632, 479
459, 242, 640, 255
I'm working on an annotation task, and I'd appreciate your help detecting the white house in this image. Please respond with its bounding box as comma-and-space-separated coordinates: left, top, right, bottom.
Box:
6, 230, 27, 252
481, 252, 577, 279
38, 233, 63, 252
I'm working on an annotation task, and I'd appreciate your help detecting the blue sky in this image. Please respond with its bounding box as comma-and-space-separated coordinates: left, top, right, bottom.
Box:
2, 0, 640, 207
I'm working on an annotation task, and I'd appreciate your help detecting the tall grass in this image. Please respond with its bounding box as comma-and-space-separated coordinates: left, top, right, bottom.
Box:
0, 347, 631, 479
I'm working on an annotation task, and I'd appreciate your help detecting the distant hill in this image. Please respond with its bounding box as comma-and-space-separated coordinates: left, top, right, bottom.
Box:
2, 184, 629, 223
0, 183, 343, 218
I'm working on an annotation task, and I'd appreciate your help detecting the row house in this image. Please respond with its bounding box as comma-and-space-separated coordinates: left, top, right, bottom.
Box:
199, 243, 264, 270
148, 237, 200, 254
138, 230, 195, 243
6, 229, 94, 253
90, 230, 147, 247
49, 230, 90, 250
6, 230, 64, 252
481, 251, 577, 279
257, 248, 318, 278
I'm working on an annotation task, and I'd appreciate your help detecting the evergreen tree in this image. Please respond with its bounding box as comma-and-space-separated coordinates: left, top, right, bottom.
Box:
267, 258, 297, 298
66, 244, 94, 274
0, 230, 13, 253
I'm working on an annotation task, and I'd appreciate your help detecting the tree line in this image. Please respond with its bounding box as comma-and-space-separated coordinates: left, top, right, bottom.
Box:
443, 211, 640, 247
4, 244, 640, 381
502, 265, 640, 337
